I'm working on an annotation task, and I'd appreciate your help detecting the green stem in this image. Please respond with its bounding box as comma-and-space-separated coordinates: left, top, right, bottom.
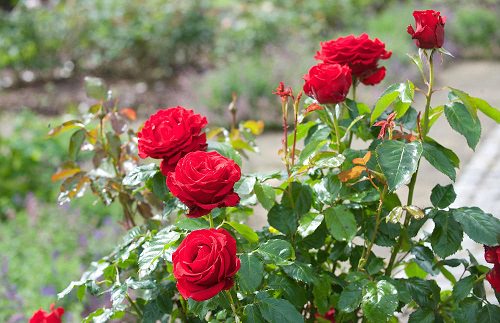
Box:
385, 49, 435, 276
208, 214, 214, 228
347, 83, 357, 148
179, 296, 188, 322
359, 185, 387, 271
330, 105, 342, 153
226, 290, 241, 323
126, 294, 143, 317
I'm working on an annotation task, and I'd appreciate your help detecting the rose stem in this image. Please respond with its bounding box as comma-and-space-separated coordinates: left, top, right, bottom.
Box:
329, 104, 342, 153
226, 290, 241, 323
347, 79, 358, 148
385, 49, 435, 276
281, 97, 290, 176
358, 184, 387, 271
208, 214, 214, 228
290, 92, 302, 168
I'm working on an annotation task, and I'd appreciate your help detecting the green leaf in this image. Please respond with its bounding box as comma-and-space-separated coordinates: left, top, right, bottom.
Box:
254, 182, 275, 210
404, 261, 427, 279
207, 141, 242, 166
313, 174, 342, 206
430, 184, 457, 209
452, 297, 481, 323
471, 97, 500, 123
111, 282, 127, 309
361, 280, 398, 323
313, 275, 333, 314
452, 207, 500, 245
430, 210, 463, 258
282, 182, 313, 216
175, 217, 209, 231
238, 253, 264, 293
297, 213, 324, 238
105, 131, 121, 161
282, 262, 316, 284
143, 300, 164, 323
138, 227, 180, 278
299, 125, 330, 163
403, 278, 440, 308
452, 276, 475, 302
422, 142, 457, 181
411, 246, 439, 275
338, 283, 363, 313
324, 205, 357, 241
287, 121, 316, 147
444, 102, 481, 150
376, 141, 422, 191
69, 129, 86, 161
150, 172, 169, 200
267, 275, 307, 309
408, 308, 435, 323
256, 295, 304, 323
268, 204, 297, 236
123, 164, 158, 186
84, 76, 107, 100
256, 239, 294, 265
244, 304, 265, 323
478, 304, 500, 323
371, 84, 400, 123
227, 221, 259, 243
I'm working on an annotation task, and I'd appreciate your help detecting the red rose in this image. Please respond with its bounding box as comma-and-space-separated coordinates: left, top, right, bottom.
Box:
486, 264, 500, 293
407, 10, 446, 49
315, 308, 336, 323
137, 106, 208, 175
303, 63, 352, 104
29, 304, 64, 323
172, 228, 241, 301
166, 151, 241, 218
314, 33, 391, 85
485, 245, 500, 264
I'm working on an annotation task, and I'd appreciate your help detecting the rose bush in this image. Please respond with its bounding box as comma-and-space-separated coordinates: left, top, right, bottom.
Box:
49, 8, 500, 323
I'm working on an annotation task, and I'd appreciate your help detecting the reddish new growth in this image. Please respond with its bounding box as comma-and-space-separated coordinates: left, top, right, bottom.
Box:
273, 82, 293, 102
374, 112, 396, 139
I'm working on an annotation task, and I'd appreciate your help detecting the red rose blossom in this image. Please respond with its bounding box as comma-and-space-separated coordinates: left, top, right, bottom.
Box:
486, 264, 500, 293
172, 228, 241, 301
407, 10, 446, 49
315, 308, 336, 323
314, 33, 391, 85
166, 151, 241, 218
485, 245, 500, 264
137, 106, 208, 175
303, 63, 352, 104
29, 304, 64, 323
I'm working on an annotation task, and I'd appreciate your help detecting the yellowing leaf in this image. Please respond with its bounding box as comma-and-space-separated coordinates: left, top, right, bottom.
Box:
48, 120, 85, 137
206, 127, 224, 139
119, 108, 137, 120
338, 166, 365, 182
353, 151, 371, 166
51, 168, 81, 182
242, 120, 264, 135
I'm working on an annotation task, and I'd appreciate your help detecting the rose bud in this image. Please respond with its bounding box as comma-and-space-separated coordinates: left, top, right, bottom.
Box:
315, 307, 336, 322
173, 228, 241, 301
137, 106, 208, 175
29, 304, 64, 323
303, 63, 352, 104
314, 33, 391, 85
407, 10, 446, 49
166, 151, 241, 218
486, 264, 500, 293
484, 245, 500, 264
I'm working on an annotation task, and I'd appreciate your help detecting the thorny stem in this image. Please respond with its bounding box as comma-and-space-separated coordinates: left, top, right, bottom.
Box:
359, 185, 387, 271
347, 81, 358, 148
226, 290, 241, 323
386, 49, 436, 276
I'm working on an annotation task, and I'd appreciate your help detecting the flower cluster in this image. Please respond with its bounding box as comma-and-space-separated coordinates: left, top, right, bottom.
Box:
485, 245, 500, 292
139, 107, 241, 301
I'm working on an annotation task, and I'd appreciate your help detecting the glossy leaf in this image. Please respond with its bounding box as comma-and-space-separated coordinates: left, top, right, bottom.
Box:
430, 210, 463, 258
452, 276, 475, 302
430, 184, 456, 209
254, 182, 275, 210
138, 227, 180, 278
297, 213, 324, 238
452, 207, 500, 245
238, 253, 264, 293
422, 142, 457, 181
376, 141, 422, 191
207, 141, 242, 166
123, 164, 158, 186
268, 204, 297, 236
408, 308, 435, 323
227, 221, 259, 243
444, 102, 481, 150
338, 283, 363, 313
361, 280, 398, 323
256, 294, 304, 323
257, 239, 294, 265
324, 205, 357, 241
